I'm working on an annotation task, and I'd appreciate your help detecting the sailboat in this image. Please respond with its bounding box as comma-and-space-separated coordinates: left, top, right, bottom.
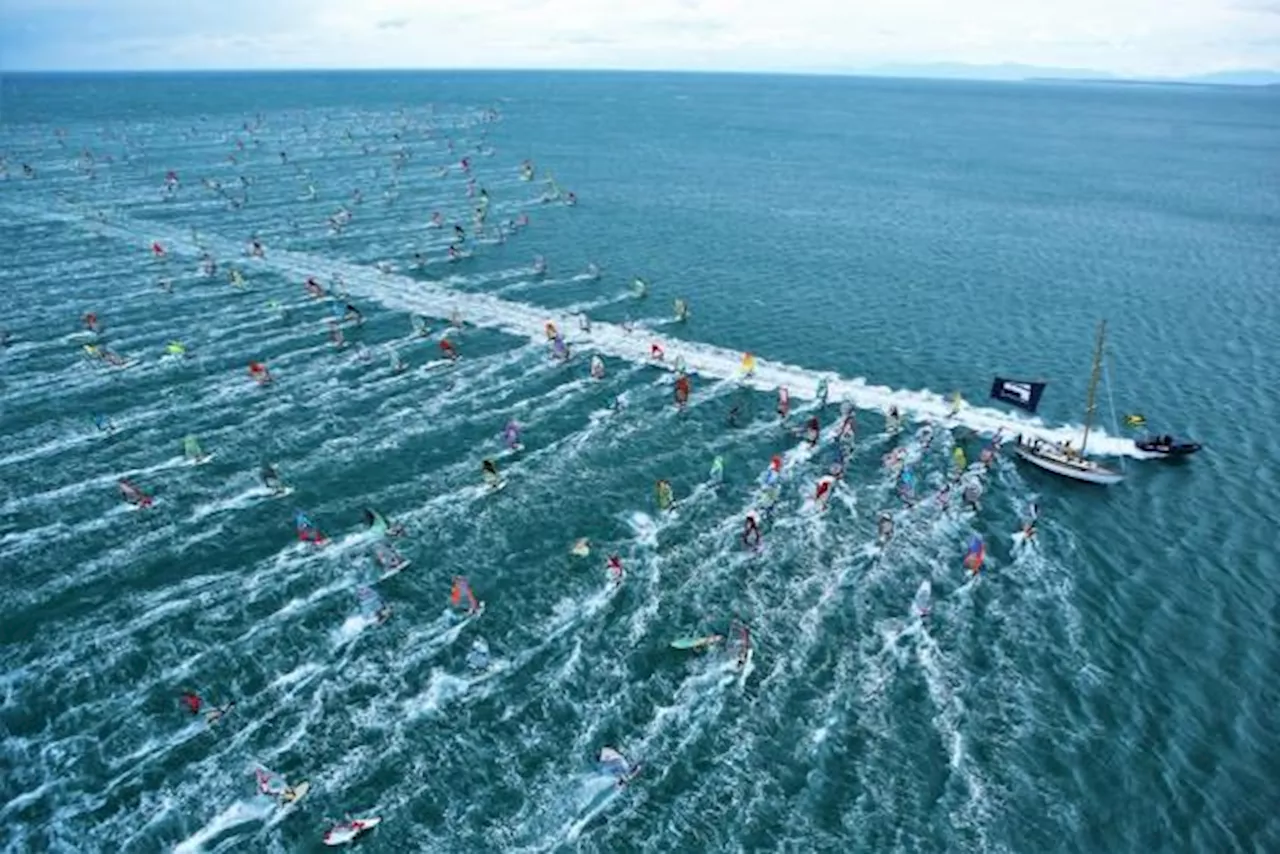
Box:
997, 321, 1125, 486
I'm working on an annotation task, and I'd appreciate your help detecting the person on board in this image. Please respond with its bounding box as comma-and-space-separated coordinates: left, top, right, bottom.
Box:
877, 512, 894, 545
205, 702, 235, 724
467, 638, 491, 671
343, 303, 364, 325
261, 464, 285, 494
814, 476, 835, 509
1021, 502, 1039, 540
674, 374, 691, 408
598, 746, 639, 787
180, 691, 203, 715
727, 405, 741, 428
294, 510, 328, 545
732, 622, 752, 668
804, 416, 820, 447
305, 277, 324, 298
743, 511, 762, 549
119, 479, 153, 508
451, 576, 481, 615
655, 479, 674, 511
607, 554, 624, 585
919, 422, 935, 451
936, 484, 953, 510
815, 378, 829, 408
837, 411, 856, 444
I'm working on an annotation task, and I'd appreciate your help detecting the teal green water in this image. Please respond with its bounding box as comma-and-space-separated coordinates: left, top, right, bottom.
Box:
1, 71, 1278, 853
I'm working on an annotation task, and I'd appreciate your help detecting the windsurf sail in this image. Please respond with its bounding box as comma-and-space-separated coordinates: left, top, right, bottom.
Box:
710, 455, 724, 481
674, 298, 688, 321
166, 340, 186, 357
365, 508, 389, 536
295, 509, 325, 543
655, 480, 674, 511
451, 576, 479, 613
467, 638, 491, 670
913, 580, 932, 616
989, 377, 1047, 413
952, 447, 967, 471
898, 468, 917, 501
1124, 414, 1147, 428
598, 747, 630, 776
964, 535, 985, 573
256, 768, 286, 796
674, 375, 691, 406
357, 585, 383, 619
590, 355, 605, 379
183, 435, 203, 460
740, 352, 756, 376
777, 387, 790, 418
503, 421, 521, 449
734, 621, 752, 665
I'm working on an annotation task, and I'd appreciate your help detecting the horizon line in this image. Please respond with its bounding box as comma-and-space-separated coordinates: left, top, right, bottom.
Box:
2, 65, 1279, 87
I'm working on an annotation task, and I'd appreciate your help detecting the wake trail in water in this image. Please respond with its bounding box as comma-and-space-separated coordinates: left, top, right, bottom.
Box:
4, 201, 1146, 460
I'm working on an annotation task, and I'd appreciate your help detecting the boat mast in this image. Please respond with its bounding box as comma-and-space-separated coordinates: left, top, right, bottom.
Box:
1081, 320, 1106, 454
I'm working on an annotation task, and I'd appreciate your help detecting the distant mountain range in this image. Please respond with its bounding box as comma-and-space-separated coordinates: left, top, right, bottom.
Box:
854, 62, 1280, 87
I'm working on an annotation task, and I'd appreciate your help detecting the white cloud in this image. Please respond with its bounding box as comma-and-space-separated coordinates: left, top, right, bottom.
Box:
3, 0, 1278, 76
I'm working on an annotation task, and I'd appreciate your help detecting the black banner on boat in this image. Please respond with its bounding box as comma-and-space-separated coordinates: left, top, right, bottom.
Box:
989, 377, 1046, 413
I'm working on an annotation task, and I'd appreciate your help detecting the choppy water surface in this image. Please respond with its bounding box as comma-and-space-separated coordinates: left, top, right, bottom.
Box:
1, 71, 1277, 853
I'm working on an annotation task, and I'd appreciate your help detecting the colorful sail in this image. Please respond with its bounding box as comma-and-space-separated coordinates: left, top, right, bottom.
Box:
952, 447, 967, 471
451, 576, 479, 612
655, 480, 674, 511
183, 435, 203, 460
963, 535, 985, 572
740, 352, 756, 376
503, 421, 521, 449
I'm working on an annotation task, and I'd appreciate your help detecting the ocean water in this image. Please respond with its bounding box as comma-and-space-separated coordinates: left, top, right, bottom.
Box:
1, 70, 1278, 853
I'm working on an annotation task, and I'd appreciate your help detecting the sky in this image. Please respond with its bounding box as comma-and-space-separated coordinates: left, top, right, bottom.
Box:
1, 0, 1279, 78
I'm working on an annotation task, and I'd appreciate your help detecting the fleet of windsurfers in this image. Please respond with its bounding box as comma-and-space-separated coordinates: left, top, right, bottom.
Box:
35, 109, 1032, 843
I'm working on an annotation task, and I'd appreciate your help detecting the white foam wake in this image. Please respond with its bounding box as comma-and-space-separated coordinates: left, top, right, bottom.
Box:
18, 202, 1144, 459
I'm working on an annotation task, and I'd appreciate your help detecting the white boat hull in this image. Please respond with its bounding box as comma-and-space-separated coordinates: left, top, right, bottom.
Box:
1014, 445, 1124, 485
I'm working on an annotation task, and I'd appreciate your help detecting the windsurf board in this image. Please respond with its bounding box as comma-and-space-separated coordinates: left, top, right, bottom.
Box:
280, 781, 310, 806
379, 559, 412, 581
